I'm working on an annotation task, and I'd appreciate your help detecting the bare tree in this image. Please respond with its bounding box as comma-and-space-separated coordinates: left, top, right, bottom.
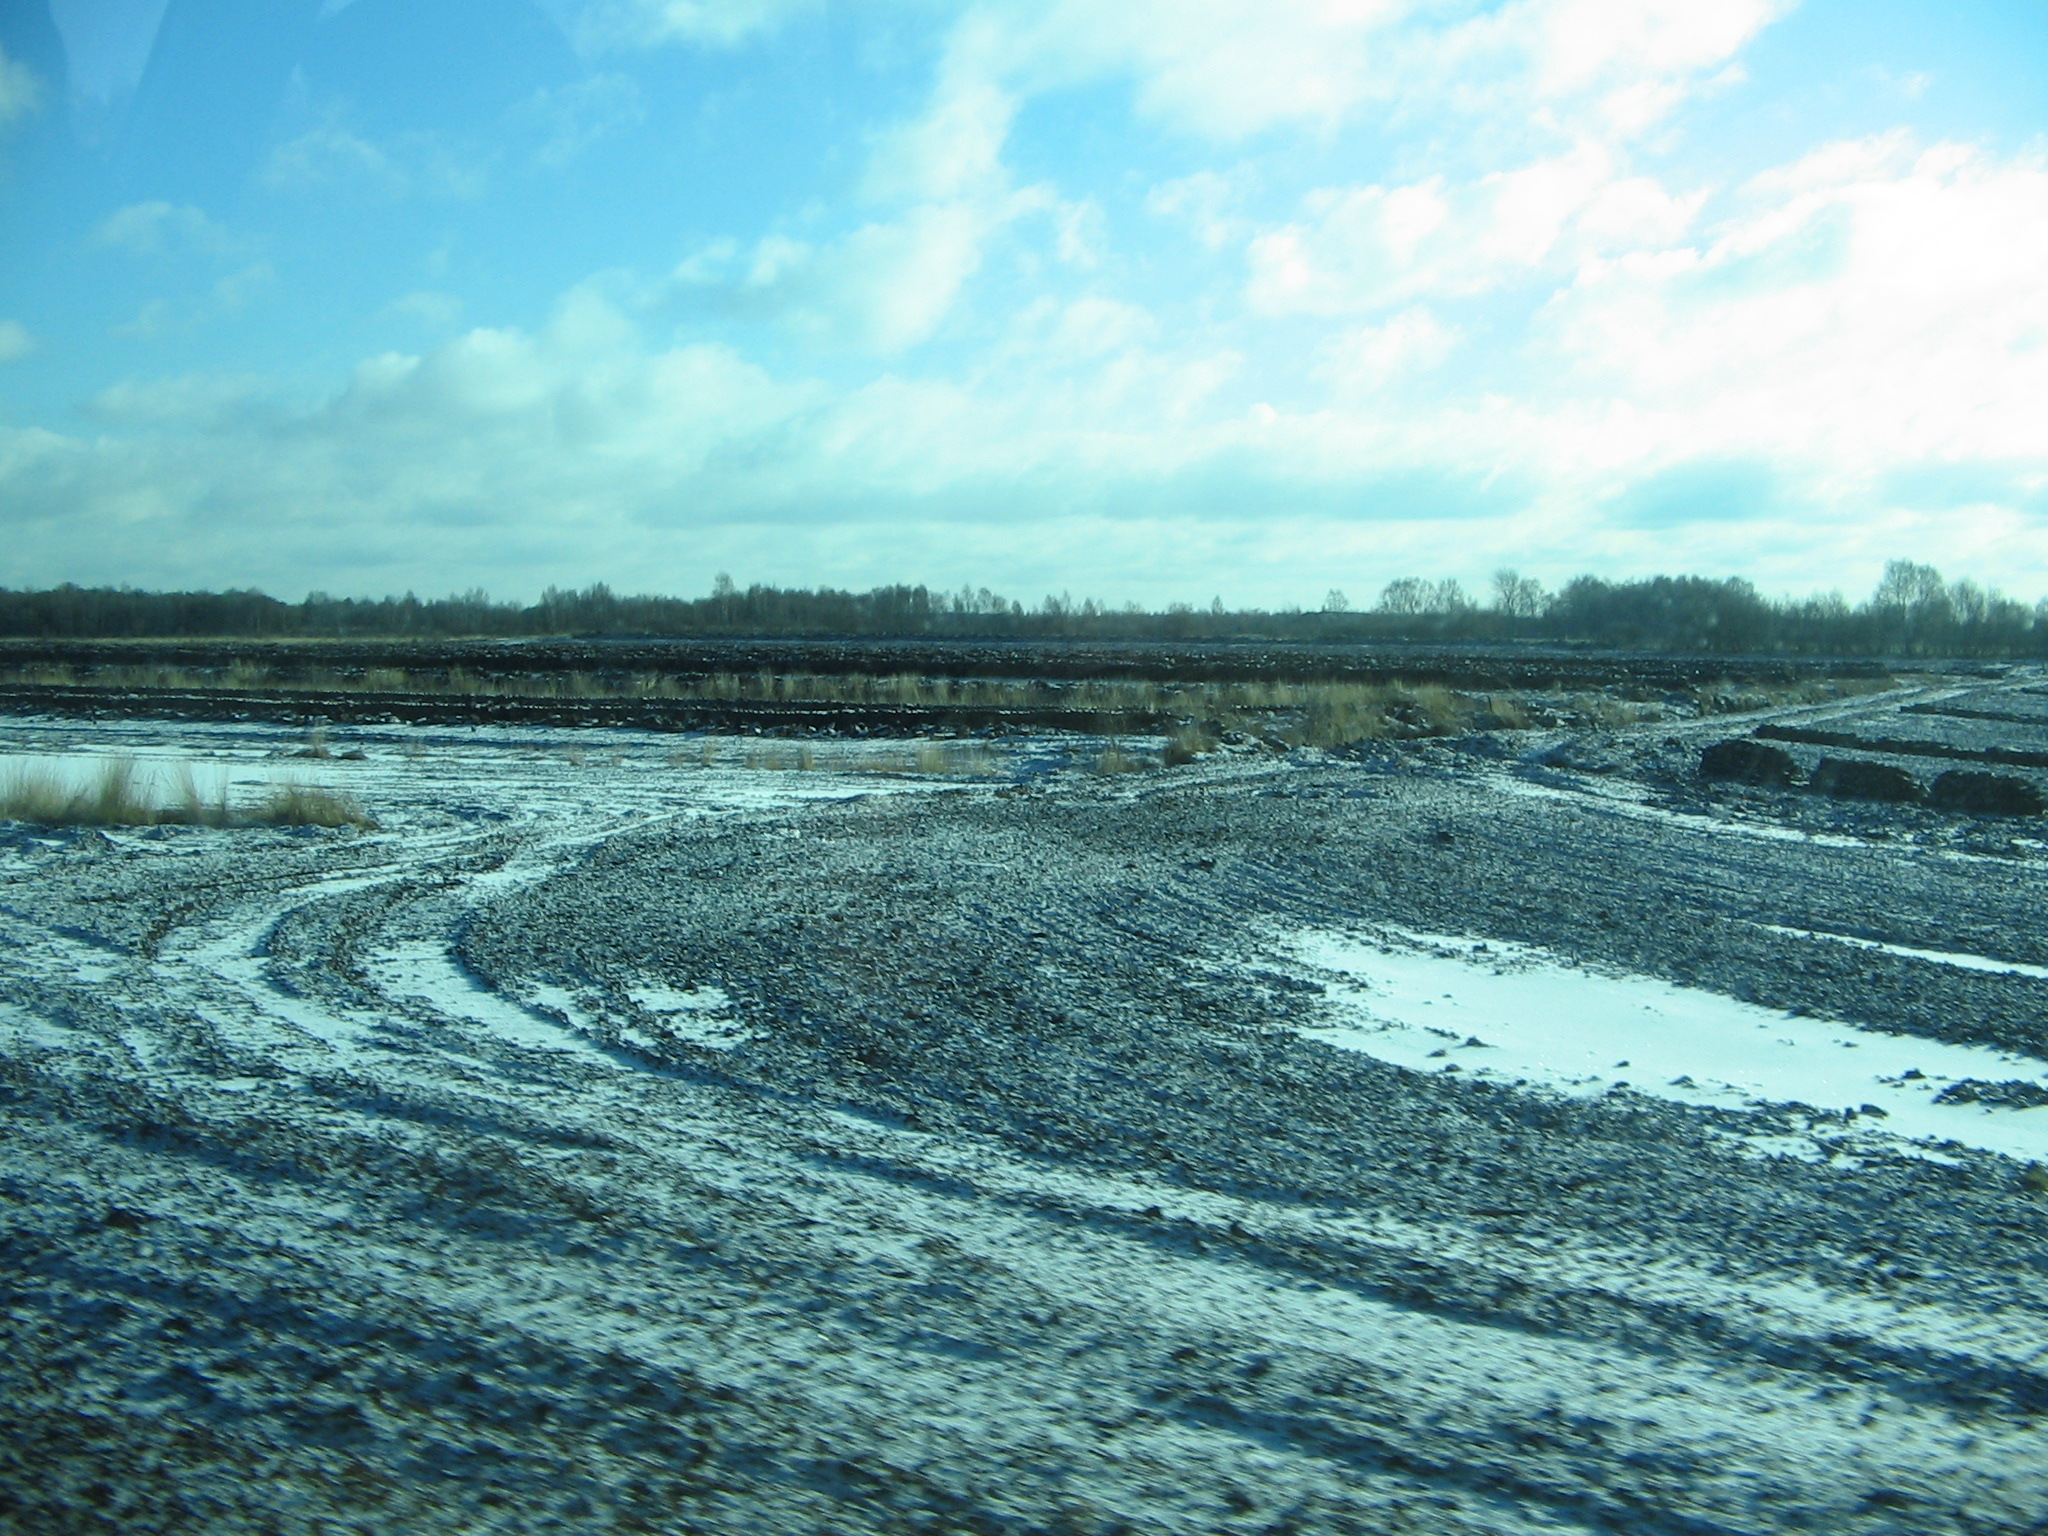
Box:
1377, 577, 1428, 614
1492, 567, 1547, 619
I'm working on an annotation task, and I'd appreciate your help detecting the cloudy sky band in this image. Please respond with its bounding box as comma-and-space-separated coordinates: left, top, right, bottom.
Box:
0, 0, 2042, 606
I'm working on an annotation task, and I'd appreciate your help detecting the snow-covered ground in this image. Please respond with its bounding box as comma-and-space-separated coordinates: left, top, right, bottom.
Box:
3, 700, 2046, 1535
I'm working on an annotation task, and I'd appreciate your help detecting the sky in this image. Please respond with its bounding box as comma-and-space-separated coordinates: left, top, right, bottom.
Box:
0, 0, 2044, 608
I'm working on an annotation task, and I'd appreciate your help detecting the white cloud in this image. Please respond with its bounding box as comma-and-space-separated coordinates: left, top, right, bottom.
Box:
1543, 136, 2048, 468
983, 0, 1408, 141
956, 0, 1779, 147
262, 126, 407, 194
87, 373, 272, 429
1247, 144, 1703, 315
1147, 171, 1247, 250
706, 201, 1002, 354
93, 202, 242, 258
1316, 308, 1460, 394
389, 291, 465, 331
679, 53, 1070, 355
515, 72, 646, 168
261, 126, 484, 199
864, 72, 1016, 203
0, 44, 39, 130
0, 319, 33, 362
7, 247, 2046, 604
572, 0, 819, 52
1510, 0, 1777, 99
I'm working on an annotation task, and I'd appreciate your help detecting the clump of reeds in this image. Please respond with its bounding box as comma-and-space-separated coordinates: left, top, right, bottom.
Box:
0, 756, 373, 831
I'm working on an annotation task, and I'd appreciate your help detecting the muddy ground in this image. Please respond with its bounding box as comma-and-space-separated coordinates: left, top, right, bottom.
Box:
2, 670, 2045, 1535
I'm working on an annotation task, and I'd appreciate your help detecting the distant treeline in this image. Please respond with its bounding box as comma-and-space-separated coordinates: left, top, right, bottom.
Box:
2, 562, 2044, 658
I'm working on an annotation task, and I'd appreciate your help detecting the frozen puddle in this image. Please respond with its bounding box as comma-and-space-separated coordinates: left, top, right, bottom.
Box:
1280, 929, 2048, 1163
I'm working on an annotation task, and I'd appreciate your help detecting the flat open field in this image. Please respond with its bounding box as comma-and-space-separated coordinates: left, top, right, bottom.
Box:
3, 661, 2046, 1534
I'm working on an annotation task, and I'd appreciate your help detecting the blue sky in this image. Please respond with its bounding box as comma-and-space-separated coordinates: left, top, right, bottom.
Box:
1, 0, 2044, 607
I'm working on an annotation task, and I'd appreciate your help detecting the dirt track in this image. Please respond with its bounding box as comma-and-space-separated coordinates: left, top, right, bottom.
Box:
2, 675, 2045, 1534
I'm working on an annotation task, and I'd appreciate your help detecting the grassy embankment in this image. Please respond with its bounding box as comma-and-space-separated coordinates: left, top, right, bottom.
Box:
0, 663, 1895, 759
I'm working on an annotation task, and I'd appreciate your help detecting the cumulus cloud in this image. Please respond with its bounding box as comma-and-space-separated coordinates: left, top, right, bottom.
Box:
86, 373, 274, 430
0, 319, 34, 362
864, 71, 1016, 203
6, 250, 2045, 602
1146, 171, 1249, 251
388, 291, 465, 331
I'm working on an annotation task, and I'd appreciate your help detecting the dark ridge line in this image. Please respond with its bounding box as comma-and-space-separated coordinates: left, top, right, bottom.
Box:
1900, 703, 2048, 726
0, 635, 1898, 687
1752, 724, 2048, 769
0, 684, 1172, 736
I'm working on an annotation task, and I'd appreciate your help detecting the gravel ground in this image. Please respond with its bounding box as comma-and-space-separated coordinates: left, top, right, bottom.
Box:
2, 676, 2046, 1535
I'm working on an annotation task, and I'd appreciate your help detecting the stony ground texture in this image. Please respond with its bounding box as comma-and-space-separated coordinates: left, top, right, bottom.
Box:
2, 675, 2046, 1535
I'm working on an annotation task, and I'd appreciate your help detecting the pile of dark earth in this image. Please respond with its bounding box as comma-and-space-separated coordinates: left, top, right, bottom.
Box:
4, 734, 2047, 1534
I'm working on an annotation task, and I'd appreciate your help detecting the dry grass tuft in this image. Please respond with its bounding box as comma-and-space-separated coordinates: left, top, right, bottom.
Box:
921, 741, 996, 776
252, 782, 378, 830
1163, 725, 1216, 767
1091, 743, 1149, 775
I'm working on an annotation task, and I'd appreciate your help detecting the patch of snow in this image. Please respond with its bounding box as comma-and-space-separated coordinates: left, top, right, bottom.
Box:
627, 979, 754, 1049
1275, 928, 2048, 1164
367, 939, 613, 1060
0, 1001, 80, 1053
1489, 772, 1871, 848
